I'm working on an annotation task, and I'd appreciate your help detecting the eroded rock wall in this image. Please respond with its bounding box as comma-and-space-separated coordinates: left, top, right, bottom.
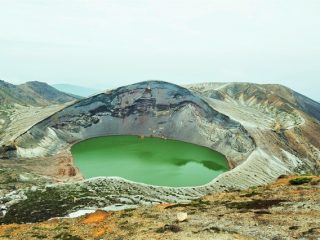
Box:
13, 81, 255, 166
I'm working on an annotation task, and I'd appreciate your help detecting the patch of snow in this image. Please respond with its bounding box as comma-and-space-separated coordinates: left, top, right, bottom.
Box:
67, 209, 96, 218
59, 204, 139, 220
101, 204, 139, 212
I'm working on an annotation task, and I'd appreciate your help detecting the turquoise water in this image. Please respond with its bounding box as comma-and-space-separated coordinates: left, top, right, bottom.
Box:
71, 135, 228, 187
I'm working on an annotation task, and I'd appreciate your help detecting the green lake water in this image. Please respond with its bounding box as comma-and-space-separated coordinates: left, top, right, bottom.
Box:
71, 135, 228, 187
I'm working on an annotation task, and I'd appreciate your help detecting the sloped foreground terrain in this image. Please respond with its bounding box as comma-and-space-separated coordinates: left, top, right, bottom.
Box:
0, 176, 319, 240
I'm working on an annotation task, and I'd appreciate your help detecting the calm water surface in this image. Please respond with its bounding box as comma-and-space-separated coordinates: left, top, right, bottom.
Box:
71, 135, 228, 187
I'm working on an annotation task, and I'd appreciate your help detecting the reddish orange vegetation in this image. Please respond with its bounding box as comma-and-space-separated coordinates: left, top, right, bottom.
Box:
93, 227, 106, 238
81, 210, 113, 224
155, 203, 174, 209
273, 175, 320, 186
0, 176, 319, 240
83, 214, 117, 237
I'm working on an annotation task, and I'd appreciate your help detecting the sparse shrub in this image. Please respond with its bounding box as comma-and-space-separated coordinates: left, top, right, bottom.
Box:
310, 178, 320, 185
31, 233, 47, 239
241, 191, 258, 197
277, 174, 288, 179
155, 224, 182, 233
225, 199, 285, 210
289, 177, 312, 185
54, 232, 83, 240
289, 226, 299, 230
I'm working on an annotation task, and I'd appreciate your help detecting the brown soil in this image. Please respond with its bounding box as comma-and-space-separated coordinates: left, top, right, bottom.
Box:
0, 176, 319, 240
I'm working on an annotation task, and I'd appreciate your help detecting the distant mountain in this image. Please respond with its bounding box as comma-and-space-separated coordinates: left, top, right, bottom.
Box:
52, 84, 98, 97
0, 80, 78, 107
188, 82, 320, 122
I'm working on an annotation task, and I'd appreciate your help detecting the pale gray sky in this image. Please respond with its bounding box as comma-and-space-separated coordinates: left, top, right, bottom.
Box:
0, 0, 319, 100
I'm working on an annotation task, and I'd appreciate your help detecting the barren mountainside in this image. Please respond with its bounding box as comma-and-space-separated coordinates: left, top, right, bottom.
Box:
0, 80, 79, 107
0, 80, 319, 231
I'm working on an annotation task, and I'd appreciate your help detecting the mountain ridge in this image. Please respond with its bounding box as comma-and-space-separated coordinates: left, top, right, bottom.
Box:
0, 80, 79, 107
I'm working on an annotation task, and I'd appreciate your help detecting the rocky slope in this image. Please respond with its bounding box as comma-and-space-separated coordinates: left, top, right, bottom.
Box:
188, 82, 320, 171
0, 80, 79, 107
0, 80, 78, 148
0, 176, 319, 240
187, 82, 320, 123
0, 80, 319, 225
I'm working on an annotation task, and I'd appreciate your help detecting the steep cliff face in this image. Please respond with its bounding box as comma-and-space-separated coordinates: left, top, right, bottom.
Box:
13, 81, 255, 165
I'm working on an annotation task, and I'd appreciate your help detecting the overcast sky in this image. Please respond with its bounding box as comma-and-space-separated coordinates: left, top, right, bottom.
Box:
0, 0, 319, 99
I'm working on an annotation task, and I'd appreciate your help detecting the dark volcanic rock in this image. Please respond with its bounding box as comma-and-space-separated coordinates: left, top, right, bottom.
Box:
294, 91, 320, 121
12, 81, 255, 162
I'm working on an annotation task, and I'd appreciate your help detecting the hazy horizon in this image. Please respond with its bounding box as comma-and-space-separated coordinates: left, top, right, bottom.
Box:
0, 0, 319, 100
